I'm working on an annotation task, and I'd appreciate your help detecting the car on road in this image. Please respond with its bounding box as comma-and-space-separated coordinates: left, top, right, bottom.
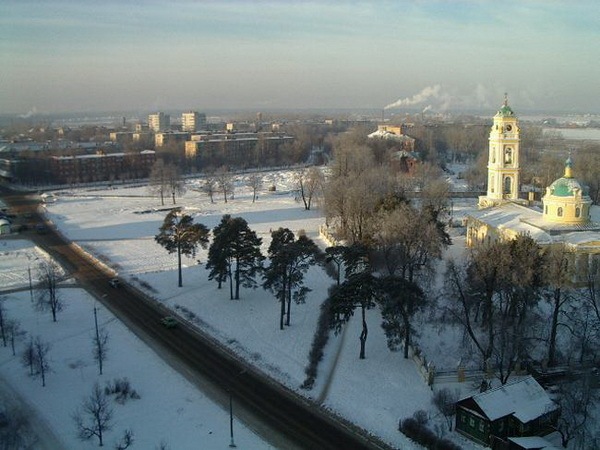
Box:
161, 316, 178, 329
108, 278, 121, 288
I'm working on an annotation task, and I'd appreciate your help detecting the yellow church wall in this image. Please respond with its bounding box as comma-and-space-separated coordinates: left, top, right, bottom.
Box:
543, 200, 590, 225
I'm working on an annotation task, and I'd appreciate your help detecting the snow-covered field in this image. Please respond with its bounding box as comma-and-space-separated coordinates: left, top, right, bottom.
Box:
0, 171, 486, 449
0, 270, 274, 449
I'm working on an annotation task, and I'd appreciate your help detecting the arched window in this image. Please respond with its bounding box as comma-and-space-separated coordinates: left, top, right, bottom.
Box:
575, 207, 581, 218
504, 177, 512, 195
558, 207, 563, 217
504, 148, 512, 165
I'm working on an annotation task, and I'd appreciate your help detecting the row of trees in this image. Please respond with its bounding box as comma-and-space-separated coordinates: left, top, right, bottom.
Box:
444, 236, 600, 383
155, 209, 323, 331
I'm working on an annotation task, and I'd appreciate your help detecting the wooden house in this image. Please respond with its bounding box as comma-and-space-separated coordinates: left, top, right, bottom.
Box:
455, 376, 559, 447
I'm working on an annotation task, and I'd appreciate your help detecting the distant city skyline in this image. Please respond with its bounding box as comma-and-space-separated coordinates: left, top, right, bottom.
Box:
1, 0, 599, 116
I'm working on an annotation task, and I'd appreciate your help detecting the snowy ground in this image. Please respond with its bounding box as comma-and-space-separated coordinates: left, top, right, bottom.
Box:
0, 171, 490, 449
0, 276, 274, 449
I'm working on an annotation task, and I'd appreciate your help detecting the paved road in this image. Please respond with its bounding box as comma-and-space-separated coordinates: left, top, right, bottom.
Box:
1, 185, 394, 450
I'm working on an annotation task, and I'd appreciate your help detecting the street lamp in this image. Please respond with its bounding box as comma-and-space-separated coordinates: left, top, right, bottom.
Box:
228, 389, 236, 448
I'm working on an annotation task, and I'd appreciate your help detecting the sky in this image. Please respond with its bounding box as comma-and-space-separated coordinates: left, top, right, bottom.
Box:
1, 0, 599, 115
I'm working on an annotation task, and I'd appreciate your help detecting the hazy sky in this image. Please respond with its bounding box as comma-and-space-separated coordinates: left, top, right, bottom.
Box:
1, 0, 598, 115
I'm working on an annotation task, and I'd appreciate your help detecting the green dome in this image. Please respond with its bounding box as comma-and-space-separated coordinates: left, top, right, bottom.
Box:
548, 177, 584, 197
497, 104, 514, 117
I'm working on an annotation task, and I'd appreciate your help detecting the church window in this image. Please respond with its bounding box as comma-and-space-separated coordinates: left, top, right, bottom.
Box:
558, 207, 563, 217
545, 206, 548, 214
504, 177, 512, 194
504, 148, 512, 165
576, 207, 581, 218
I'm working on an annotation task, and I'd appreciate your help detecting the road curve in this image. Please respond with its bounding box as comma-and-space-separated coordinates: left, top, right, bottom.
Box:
1, 186, 395, 450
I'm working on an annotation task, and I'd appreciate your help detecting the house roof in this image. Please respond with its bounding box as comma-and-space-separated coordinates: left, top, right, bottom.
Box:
464, 376, 558, 423
508, 436, 561, 449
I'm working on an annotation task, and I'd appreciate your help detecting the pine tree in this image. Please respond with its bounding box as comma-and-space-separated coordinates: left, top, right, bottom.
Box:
155, 208, 209, 287
207, 215, 264, 299
263, 228, 320, 330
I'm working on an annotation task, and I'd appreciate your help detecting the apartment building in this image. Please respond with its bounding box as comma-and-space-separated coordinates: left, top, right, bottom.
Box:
181, 111, 207, 132
148, 112, 171, 132
49, 150, 156, 184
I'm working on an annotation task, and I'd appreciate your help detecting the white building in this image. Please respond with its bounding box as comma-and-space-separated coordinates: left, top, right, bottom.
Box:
181, 111, 206, 132
148, 112, 171, 132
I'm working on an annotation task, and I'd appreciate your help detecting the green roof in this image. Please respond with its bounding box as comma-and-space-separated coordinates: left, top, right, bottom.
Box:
497, 105, 514, 117
549, 177, 584, 197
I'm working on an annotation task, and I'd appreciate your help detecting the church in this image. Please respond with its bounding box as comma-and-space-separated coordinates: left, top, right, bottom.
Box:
466, 97, 600, 284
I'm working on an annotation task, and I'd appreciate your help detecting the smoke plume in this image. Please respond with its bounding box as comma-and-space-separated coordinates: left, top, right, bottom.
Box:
384, 85, 441, 110
19, 107, 38, 119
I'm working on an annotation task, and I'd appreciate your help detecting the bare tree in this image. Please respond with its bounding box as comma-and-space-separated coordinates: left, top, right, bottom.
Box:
246, 173, 262, 203
432, 388, 460, 431
167, 164, 185, 205
295, 167, 324, 211
35, 261, 63, 322
73, 382, 113, 447
216, 167, 234, 203
5, 319, 24, 356
148, 159, 169, 206
555, 376, 599, 448
33, 336, 51, 387
21, 336, 51, 386
202, 176, 217, 203
542, 243, 575, 366
21, 338, 35, 376
443, 236, 544, 384
115, 429, 135, 450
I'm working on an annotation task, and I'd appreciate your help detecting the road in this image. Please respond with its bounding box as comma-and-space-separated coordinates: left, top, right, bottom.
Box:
1, 185, 394, 450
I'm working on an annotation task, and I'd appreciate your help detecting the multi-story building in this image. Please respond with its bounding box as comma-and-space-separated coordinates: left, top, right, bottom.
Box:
181, 111, 207, 132
49, 150, 156, 184
185, 131, 294, 169
148, 112, 170, 132
109, 131, 134, 144
155, 131, 191, 148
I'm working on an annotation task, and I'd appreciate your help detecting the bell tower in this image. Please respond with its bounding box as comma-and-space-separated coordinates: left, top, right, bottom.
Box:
479, 94, 521, 208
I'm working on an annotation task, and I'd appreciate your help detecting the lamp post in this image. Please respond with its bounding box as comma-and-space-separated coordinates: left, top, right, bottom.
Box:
28, 264, 33, 303
228, 389, 236, 448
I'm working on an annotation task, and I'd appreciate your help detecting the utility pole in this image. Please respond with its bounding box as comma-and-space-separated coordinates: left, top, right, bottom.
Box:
94, 304, 102, 375
28, 265, 33, 303
229, 390, 236, 448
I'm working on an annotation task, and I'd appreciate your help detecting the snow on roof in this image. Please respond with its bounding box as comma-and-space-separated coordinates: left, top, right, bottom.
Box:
469, 376, 558, 423
469, 202, 552, 244
469, 202, 600, 248
508, 436, 561, 449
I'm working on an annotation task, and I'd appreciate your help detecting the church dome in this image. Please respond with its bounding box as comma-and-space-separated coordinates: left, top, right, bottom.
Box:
497, 104, 514, 117
547, 157, 587, 197
495, 94, 515, 117
542, 156, 591, 225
